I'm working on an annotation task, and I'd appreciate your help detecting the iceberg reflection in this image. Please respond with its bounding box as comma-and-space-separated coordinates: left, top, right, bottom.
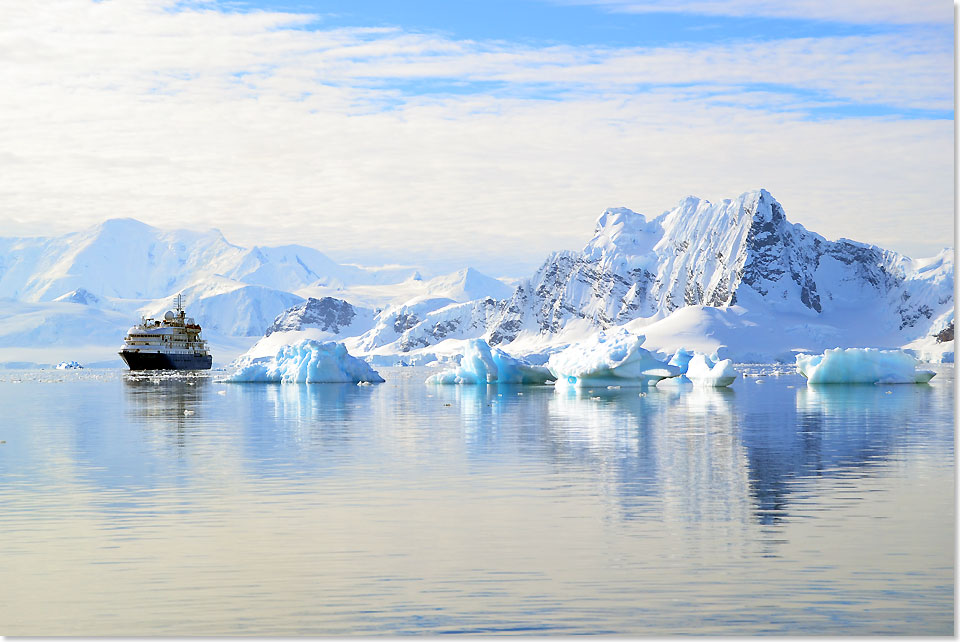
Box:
548, 384, 751, 531
8, 367, 949, 540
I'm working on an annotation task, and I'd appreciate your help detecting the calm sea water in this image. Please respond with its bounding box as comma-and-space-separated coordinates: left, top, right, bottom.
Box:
0, 365, 953, 635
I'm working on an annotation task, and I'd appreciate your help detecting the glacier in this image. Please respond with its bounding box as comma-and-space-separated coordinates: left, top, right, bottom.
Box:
795, 348, 936, 384
425, 339, 552, 385
547, 328, 682, 389
225, 340, 385, 384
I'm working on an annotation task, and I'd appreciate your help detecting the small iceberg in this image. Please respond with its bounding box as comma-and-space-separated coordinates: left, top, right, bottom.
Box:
796, 348, 935, 384
664, 349, 738, 387
685, 353, 738, 387
548, 328, 681, 389
425, 339, 553, 384
226, 339, 385, 384
55, 361, 83, 370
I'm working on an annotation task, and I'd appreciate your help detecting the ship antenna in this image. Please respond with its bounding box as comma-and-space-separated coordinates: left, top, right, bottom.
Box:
176, 293, 183, 315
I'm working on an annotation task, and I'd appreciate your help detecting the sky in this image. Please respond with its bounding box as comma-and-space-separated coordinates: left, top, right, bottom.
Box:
0, 0, 953, 277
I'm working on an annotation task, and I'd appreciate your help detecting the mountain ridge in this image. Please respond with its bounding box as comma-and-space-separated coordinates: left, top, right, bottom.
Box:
0, 190, 952, 366
477, 189, 951, 355
0, 217, 516, 363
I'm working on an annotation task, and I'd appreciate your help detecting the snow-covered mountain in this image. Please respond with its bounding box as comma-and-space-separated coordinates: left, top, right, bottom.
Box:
140, 277, 306, 337
485, 190, 952, 349
0, 218, 416, 304
0, 218, 240, 301
0, 218, 513, 366
263, 188, 952, 362
1, 189, 952, 367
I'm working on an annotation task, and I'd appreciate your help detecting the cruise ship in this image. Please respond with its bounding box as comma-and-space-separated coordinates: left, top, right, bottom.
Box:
119, 295, 212, 370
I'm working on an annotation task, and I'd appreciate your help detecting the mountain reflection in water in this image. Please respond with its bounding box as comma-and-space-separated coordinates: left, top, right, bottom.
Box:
0, 365, 952, 635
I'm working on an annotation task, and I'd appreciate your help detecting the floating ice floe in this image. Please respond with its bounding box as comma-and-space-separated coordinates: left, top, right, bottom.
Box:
55, 360, 83, 370
225, 339, 385, 383
795, 348, 935, 384
662, 348, 738, 387
685, 353, 738, 387
548, 329, 681, 389
425, 339, 552, 384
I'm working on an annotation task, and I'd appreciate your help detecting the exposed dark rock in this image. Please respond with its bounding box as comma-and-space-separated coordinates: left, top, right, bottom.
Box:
935, 322, 954, 343
266, 297, 356, 336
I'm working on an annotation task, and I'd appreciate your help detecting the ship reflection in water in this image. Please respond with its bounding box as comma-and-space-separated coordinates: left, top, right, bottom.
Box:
123, 371, 212, 448
0, 365, 952, 635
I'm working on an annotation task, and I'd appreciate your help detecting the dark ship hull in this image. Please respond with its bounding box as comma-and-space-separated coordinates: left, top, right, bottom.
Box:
120, 351, 212, 371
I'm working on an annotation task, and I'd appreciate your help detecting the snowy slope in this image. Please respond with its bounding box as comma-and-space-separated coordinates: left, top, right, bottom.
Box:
221, 245, 417, 291
295, 267, 513, 310
0, 219, 509, 366
140, 277, 305, 337
418, 267, 514, 302
0, 218, 423, 304
0, 300, 131, 348
0, 219, 245, 301
244, 267, 515, 360
352, 296, 505, 355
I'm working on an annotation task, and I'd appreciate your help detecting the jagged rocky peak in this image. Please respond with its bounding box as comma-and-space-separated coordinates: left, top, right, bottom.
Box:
658, 189, 785, 241
483, 187, 953, 348
585, 189, 788, 263
266, 296, 357, 336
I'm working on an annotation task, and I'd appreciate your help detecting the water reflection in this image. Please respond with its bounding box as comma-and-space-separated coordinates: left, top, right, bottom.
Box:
421, 376, 953, 537
0, 369, 953, 635
797, 381, 933, 415
745, 380, 946, 527
430, 383, 555, 451
123, 371, 211, 438
548, 384, 752, 530
226, 382, 380, 479
6, 370, 954, 536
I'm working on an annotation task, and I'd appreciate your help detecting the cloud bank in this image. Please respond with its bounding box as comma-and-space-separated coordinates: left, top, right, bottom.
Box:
0, 0, 951, 275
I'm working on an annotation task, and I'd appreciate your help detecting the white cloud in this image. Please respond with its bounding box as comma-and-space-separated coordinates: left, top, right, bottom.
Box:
555, 0, 952, 25
0, 1, 952, 276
